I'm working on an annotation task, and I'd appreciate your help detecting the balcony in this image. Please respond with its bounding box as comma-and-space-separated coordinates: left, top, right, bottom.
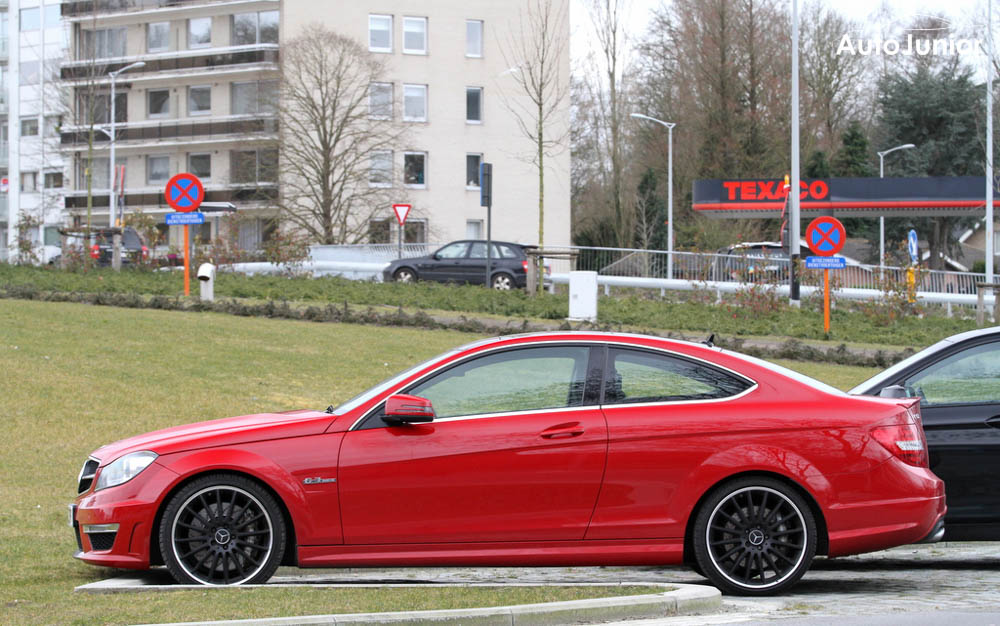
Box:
62, 0, 277, 18
61, 44, 278, 82
61, 115, 278, 148
63, 184, 278, 209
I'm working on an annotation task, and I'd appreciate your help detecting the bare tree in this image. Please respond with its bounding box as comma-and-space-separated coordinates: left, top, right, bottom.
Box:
277, 25, 406, 244
498, 0, 570, 290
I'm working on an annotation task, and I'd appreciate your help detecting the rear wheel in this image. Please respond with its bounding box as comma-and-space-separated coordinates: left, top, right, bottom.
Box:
159, 474, 286, 585
491, 273, 514, 290
692, 477, 816, 596
393, 267, 417, 283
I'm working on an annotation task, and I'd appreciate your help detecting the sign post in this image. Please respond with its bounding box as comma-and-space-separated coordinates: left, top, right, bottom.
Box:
392, 203, 411, 260
479, 162, 493, 287
805, 216, 847, 333
165, 173, 205, 296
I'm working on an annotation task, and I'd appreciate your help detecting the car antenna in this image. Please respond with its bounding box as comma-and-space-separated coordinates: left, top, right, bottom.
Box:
702, 333, 716, 347
325, 405, 335, 414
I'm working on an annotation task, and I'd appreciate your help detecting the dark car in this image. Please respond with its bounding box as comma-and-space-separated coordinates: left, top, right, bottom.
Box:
384, 240, 534, 290
50, 227, 148, 267
851, 326, 1000, 541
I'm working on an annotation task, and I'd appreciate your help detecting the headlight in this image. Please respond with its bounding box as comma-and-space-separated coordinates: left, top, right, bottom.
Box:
95, 451, 158, 491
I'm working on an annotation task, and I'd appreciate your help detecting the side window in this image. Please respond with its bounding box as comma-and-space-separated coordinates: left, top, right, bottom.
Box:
468, 242, 501, 259
408, 347, 590, 418
436, 242, 469, 259
604, 348, 752, 405
903, 342, 1000, 406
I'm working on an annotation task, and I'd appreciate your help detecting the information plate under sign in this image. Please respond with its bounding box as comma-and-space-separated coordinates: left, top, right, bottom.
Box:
805, 256, 846, 270
166, 212, 205, 225
0, 177, 8, 193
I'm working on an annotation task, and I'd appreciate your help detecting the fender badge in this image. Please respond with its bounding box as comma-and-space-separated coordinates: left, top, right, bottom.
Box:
303, 477, 337, 485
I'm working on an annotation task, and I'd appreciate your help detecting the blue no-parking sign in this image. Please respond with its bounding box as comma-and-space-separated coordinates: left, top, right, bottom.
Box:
907, 229, 919, 263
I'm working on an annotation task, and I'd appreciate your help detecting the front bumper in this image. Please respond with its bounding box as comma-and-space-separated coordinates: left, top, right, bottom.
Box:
70, 461, 177, 570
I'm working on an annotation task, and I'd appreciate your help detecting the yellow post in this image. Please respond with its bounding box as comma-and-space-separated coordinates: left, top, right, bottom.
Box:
906, 266, 916, 304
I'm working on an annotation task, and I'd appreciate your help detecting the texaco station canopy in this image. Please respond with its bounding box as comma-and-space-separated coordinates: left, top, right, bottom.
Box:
692, 176, 998, 218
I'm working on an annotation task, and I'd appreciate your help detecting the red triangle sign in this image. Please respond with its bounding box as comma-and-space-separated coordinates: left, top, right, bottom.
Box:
392, 204, 411, 226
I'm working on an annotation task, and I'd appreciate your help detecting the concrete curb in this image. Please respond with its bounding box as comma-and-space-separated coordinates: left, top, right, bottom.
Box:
92, 581, 719, 626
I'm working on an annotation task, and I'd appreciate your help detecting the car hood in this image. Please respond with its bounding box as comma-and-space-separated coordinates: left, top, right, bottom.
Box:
90, 409, 335, 463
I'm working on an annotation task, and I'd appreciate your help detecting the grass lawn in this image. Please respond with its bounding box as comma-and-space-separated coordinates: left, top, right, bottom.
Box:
0, 300, 883, 625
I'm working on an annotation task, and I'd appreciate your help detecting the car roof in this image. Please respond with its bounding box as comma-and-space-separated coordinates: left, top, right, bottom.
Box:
849, 326, 1000, 395
443, 240, 528, 248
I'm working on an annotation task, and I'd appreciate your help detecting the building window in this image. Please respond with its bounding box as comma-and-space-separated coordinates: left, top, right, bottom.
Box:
403, 17, 427, 54
44, 4, 60, 28
188, 17, 211, 49
147, 89, 170, 117
404, 152, 426, 187
81, 28, 127, 59
20, 61, 39, 85
188, 153, 211, 180
369, 14, 392, 52
405, 220, 427, 243
147, 156, 170, 184
77, 157, 125, 190
231, 81, 277, 115
188, 85, 211, 115
369, 218, 391, 244
369, 150, 392, 187
466, 219, 483, 239
44, 115, 62, 137
403, 84, 427, 122
77, 93, 127, 125
232, 11, 278, 45
466, 87, 482, 123
231, 148, 278, 184
20, 117, 39, 137
147, 22, 169, 53
20, 171, 37, 192
236, 218, 276, 251
369, 82, 392, 119
44, 172, 64, 189
20, 7, 39, 31
466, 20, 483, 57
466, 154, 482, 188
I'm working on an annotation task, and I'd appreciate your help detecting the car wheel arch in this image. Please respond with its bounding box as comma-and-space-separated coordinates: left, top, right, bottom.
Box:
150, 465, 300, 568
681, 470, 829, 566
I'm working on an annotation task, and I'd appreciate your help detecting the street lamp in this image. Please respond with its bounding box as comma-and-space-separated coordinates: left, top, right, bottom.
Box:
877, 143, 916, 276
630, 113, 676, 279
108, 61, 145, 227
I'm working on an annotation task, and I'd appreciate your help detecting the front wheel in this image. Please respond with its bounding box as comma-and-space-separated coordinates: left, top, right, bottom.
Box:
159, 474, 286, 585
692, 477, 816, 596
393, 268, 417, 283
491, 273, 515, 290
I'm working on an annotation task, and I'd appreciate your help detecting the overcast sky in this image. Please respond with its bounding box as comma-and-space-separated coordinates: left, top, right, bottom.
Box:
571, 0, 989, 64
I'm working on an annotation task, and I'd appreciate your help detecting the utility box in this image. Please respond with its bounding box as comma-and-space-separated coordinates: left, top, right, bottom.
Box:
568, 271, 598, 322
197, 263, 216, 301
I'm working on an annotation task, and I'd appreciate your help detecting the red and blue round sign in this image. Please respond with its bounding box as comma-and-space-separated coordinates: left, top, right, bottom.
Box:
165, 173, 205, 213
805, 216, 846, 257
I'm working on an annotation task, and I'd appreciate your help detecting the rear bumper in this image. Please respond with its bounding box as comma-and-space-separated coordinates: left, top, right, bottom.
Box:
916, 517, 946, 544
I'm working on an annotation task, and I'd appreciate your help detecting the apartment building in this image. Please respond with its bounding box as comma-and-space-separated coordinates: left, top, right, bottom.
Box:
58, 0, 280, 250
1, 0, 68, 263
282, 0, 571, 247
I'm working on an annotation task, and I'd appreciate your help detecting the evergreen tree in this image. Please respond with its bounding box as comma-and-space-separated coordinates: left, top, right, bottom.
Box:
805, 150, 831, 178
831, 121, 874, 177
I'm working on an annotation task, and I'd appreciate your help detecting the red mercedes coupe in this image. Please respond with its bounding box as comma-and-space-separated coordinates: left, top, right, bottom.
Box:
70, 332, 945, 595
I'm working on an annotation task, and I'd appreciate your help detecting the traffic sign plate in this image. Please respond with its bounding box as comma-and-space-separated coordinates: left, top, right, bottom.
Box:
165, 173, 205, 213
806, 256, 846, 269
805, 216, 846, 257
393, 203, 411, 226
907, 229, 919, 263
166, 212, 205, 225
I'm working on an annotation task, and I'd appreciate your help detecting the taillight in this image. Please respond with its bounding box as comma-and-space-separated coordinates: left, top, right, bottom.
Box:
522, 260, 529, 271
871, 420, 928, 467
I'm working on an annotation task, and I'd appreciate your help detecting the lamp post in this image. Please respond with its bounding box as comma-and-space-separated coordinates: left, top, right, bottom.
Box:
108, 61, 145, 227
877, 143, 915, 277
630, 113, 676, 279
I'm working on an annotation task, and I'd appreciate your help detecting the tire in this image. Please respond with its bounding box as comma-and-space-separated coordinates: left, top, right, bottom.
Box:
692, 477, 816, 596
159, 474, 286, 586
393, 267, 417, 283
491, 273, 514, 290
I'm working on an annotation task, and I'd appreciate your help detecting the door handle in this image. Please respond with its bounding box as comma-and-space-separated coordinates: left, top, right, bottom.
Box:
986, 416, 1000, 429
540, 423, 585, 439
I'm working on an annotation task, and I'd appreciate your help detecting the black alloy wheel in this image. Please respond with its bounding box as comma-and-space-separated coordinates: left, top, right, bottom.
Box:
693, 477, 816, 595
491, 273, 514, 290
393, 267, 417, 283
160, 474, 286, 585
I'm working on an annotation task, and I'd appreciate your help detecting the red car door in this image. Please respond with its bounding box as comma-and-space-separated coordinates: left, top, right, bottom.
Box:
338, 344, 607, 544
